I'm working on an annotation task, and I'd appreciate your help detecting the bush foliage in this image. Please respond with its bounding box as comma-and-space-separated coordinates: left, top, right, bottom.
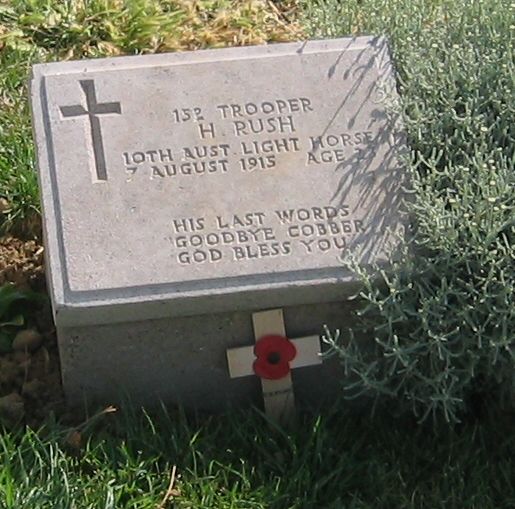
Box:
304, 0, 514, 423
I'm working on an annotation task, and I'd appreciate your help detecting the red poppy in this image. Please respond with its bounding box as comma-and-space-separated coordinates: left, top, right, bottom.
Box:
253, 334, 297, 380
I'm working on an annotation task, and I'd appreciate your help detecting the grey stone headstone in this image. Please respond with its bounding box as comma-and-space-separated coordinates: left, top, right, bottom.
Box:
30, 36, 407, 409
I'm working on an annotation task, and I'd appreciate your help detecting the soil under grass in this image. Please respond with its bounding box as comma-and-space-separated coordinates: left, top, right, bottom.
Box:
0, 236, 63, 427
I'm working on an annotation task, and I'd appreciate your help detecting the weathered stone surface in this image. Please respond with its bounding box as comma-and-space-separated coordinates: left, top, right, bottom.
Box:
30, 36, 406, 408
58, 301, 355, 410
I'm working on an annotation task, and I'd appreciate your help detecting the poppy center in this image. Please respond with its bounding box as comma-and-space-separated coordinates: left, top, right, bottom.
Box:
267, 351, 281, 365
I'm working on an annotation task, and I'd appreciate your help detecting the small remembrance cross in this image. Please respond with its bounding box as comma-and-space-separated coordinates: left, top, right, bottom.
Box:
226, 309, 322, 423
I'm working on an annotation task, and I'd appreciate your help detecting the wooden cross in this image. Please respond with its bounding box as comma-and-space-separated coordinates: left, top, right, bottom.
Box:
226, 308, 322, 423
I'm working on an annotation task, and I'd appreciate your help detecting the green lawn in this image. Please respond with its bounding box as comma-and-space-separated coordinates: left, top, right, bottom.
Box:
1, 0, 514, 507
2, 405, 515, 508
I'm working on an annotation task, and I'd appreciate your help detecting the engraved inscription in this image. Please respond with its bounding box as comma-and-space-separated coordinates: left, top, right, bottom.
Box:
118, 95, 391, 182
120, 96, 316, 179
112, 90, 400, 266
168, 206, 368, 266
307, 131, 375, 164
60, 80, 121, 182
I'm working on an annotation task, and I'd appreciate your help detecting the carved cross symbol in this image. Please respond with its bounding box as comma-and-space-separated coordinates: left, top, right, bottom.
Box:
60, 80, 121, 182
226, 309, 322, 423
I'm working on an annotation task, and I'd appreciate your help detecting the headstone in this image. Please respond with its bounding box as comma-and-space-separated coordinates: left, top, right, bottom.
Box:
29, 36, 406, 409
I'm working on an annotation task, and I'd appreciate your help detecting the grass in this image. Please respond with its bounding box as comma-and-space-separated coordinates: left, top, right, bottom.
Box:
1, 404, 515, 508
0, 43, 40, 236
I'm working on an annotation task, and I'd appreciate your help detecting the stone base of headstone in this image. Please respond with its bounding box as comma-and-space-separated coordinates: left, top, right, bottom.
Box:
58, 300, 360, 410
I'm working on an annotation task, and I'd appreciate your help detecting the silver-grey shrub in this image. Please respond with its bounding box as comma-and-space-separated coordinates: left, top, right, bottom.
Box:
303, 0, 514, 423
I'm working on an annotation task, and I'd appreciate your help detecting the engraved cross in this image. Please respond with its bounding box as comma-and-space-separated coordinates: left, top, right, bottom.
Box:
60, 79, 121, 181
